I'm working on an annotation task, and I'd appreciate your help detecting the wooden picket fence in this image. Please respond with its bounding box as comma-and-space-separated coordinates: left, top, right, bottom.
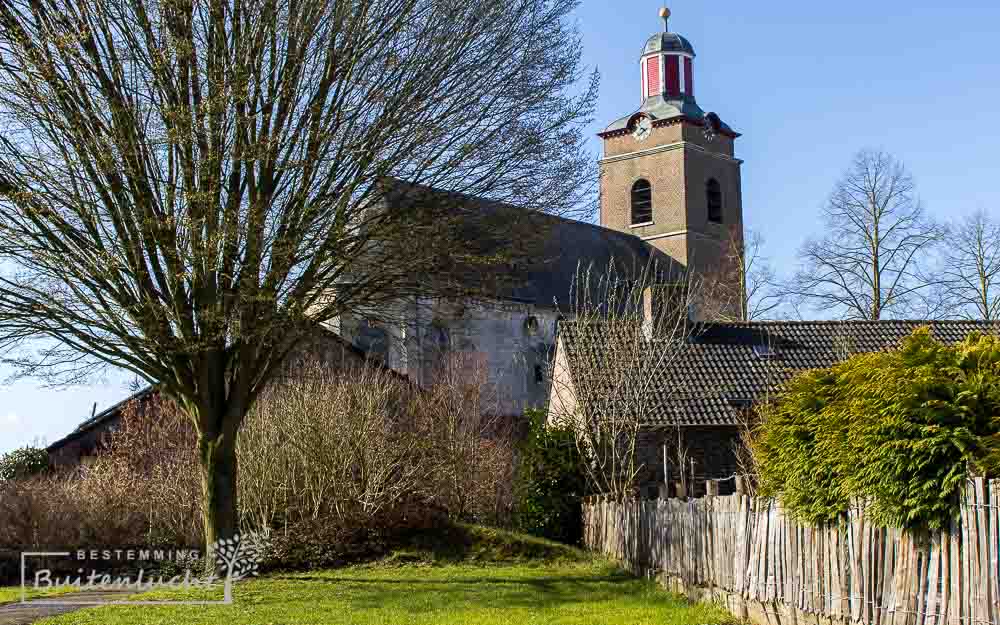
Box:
583, 478, 1000, 625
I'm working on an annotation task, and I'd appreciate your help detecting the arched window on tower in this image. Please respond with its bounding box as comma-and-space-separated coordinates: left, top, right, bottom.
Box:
706, 178, 723, 224
631, 179, 653, 225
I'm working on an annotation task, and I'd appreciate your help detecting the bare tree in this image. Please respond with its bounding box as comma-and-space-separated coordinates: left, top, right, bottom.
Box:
940, 210, 1000, 320
701, 227, 782, 321
547, 261, 697, 497
785, 150, 943, 320
0, 0, 597, 550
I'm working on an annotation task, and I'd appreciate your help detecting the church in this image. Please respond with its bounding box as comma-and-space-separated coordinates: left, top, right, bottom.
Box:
599, 7, 743, 286
45, 9, 749, 469
49, 10, 998, 496
332, 7, 747, 416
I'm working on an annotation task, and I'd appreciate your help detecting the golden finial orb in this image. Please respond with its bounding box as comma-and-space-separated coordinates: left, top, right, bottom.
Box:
659, 7, 671, 19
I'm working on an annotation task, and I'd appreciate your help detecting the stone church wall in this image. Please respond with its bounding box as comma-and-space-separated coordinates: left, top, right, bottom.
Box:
339, 297, 558, 416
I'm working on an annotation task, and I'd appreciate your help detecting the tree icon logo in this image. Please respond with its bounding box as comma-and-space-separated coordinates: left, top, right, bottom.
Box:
210, 532, 265, 604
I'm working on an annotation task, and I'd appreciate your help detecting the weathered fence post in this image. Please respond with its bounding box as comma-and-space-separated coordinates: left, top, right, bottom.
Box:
675, 482, 687, 499
583, 482, 998, 625
706, 480, 719, 497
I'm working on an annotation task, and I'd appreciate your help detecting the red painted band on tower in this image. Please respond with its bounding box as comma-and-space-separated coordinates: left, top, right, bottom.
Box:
646, 55, 661, 97
665, 54, 680, 97
684, 57, 693, 96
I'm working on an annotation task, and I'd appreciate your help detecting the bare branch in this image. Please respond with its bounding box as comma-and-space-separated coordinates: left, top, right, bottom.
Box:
939, 210, 1000, 320
0, 0, 597, 547
783, 149, 943, 320
548, 259, 698, 497
700, 226, 784, 321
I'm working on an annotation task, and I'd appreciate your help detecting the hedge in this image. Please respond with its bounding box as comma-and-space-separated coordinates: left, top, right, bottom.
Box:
753, 328, 1000, 530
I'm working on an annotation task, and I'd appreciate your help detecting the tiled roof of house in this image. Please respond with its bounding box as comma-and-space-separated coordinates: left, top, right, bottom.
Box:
557, 319, 1000, 428
46, 386, 155, 454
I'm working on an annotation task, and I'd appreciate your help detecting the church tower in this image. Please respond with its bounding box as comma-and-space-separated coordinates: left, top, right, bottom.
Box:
599, 8, 744, 309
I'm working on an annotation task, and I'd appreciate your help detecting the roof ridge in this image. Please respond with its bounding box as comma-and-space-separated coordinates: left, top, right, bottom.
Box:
382, 175, 611, 234
735, 319, 1000, 326
562, 319, 1000, 328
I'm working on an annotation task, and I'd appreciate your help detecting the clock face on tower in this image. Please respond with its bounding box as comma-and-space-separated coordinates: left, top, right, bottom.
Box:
632, 116, 652, 142
702, 119, 716, 142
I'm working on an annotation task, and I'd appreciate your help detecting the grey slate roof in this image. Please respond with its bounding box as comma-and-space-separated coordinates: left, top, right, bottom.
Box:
602, 97, 736, 136
381, 179, 680, 311
557, 319, 1000, 428
643, 33, 696, 56
505, 213, 681, 310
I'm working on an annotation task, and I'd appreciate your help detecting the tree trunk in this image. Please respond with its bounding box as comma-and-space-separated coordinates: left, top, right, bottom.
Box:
199, 429, 239, 554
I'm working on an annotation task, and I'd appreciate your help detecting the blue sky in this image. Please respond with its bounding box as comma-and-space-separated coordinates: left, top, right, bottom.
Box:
2, 0, 1000, 453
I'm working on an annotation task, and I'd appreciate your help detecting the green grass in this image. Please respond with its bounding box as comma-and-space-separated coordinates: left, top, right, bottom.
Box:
0, 585, 77, 606
379, 522, 592, 565
31, 525, 737, 625
35, 563, 736, 625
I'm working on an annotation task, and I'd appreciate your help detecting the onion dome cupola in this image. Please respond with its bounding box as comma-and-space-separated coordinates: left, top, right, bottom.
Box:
601, 8, 737, 138
640, 8, 696, 102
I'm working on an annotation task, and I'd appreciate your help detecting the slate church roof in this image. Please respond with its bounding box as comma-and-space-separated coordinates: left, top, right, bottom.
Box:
380, 179, 680, 311
556, 319, 1000, 428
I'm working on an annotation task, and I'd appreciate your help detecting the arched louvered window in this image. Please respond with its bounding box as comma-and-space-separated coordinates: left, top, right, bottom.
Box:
707, 178, 723, 224
631, 179, 653, 225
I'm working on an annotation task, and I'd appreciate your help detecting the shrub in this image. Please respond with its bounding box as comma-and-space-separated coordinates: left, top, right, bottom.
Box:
753, 328, 1000, 530
0, 360, 517, 561
0, 446, 49, 481
514, 409, 587, 545
412, 355, 516, 527
260, 502, 445, 571
0, 397, 202, 550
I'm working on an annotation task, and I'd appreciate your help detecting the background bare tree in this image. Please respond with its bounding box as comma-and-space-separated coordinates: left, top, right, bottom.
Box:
701, 227, 781, 321
785, 149, 943, 320
0, 0, 597, 549
939, 210, 1000, 320
548, 261, 697, 497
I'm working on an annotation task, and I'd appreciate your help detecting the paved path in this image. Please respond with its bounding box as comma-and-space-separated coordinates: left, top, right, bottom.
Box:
0, 592, 128, 625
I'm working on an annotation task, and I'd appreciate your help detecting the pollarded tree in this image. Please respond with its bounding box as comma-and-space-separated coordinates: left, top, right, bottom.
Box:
786, 150, 943, 320
0, 0, 597, 551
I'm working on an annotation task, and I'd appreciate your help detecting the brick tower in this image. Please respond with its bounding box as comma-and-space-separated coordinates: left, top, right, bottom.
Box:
598, 7, 744, 310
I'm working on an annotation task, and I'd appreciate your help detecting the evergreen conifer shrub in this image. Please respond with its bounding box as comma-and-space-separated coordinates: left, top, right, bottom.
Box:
753, 328, 1000, 530
515, 409, 588, 545
0, 446, 49, 482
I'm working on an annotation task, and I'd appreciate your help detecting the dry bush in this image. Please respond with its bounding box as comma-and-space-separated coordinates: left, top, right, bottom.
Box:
0, 360, 516, 552
0, 396, 202, 549
238, 364, 431, 534
414, 353, 515, 526
239, 358, 516, 531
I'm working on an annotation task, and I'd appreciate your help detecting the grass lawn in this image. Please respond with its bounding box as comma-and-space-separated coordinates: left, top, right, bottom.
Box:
32, 525, 737, 625
0, 585, 77, 606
